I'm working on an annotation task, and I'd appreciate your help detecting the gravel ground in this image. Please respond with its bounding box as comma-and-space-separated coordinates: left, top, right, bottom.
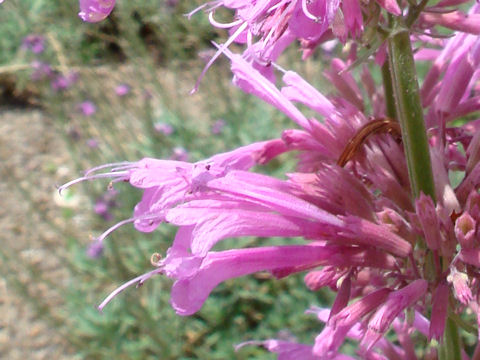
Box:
0, 109, 84, 360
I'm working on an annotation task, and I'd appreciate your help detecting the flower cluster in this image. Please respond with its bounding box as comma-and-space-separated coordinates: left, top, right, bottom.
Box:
64, 0, 480, 358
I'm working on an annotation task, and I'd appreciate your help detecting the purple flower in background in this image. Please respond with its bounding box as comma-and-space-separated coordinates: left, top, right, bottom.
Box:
30, 61, 53, 81
171, 146, 189, 161
78, 101, 97, 116
22, 34, 45, 54
94, 199, 111, 220
86, 239, 104, 258
79, 0, 115, 23
115, 83, 130, 96
86, 138, 99, 148
166, 0, 179, 8
211, 119, 226, 134
94, 188, 118, 221
51, 72, 78, 92
154, 122, 174, 136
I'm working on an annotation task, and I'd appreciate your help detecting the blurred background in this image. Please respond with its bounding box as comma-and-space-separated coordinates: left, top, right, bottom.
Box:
0, 1, 330, 359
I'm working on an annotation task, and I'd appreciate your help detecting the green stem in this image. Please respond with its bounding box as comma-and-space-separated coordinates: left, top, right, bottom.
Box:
387, 26, 435, 200
405, 0, 430, 28
381, 62, 396, 119
387, 21, 461, 358
439, 317, 462, 360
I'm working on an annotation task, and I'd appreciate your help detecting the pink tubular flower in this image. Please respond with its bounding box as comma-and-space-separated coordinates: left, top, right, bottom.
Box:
236, 340, 321, 360
167, 244, 397, 316
154, 122, 174, 136
22, 34, 45, 54
455, 212, 477, 249
360, 280, 428, 352
79, 0, 115, 22
429, 283, 449, 341
415, 193, 442, 251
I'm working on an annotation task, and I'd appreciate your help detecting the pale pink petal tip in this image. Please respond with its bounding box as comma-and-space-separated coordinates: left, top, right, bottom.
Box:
79, 0, 116, 23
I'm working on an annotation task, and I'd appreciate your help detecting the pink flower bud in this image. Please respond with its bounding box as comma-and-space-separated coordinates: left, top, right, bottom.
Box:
429, 283, 449, 341
416, 193, 442, 251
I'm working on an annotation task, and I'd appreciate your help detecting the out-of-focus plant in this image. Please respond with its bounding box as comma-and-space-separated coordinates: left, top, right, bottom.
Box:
1, 1, 324, 359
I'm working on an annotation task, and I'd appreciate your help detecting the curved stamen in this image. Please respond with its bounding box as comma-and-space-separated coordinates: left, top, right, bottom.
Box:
184, 2, 211, 20
84, 161, 133, 176
191, 21, 248, 94
208, 11, 243, 28
302, 0, 321, 22
271, 61, 287, 73
260, 1, 295, 56
95, 217, 136, 242
95, 213, 163, 243
57, 171, 129, 195
98, 268, 163, 311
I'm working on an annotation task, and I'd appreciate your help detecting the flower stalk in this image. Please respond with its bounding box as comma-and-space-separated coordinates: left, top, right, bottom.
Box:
387, 19, 462, 358
439, 317, 462, 360
381, 62, 396, 120
387, 23, 435, 200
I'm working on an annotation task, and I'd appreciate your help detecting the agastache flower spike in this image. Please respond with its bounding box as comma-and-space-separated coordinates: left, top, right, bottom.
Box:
65, 0, 480, 356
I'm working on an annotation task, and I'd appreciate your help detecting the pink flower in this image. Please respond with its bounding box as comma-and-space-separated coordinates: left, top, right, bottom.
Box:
114, 83, 130, 96
30, 61, 53, 81
455, 212, 477, 249
448, 269, 473, 305
360, 280, 428, 352
194, 0, 364, 59
154, 122, 174, 136
86, 138, 99, 148
167, 244, 396, 316
79, 0, 115, 23
236, 340, 320, 360
86, 239, 104, 258
211, 119, 226, 134
22, 34, 45, 54
415, 193, 442, 251
51, 72, 78, 91
171, 146, 189, 161
63, 9, 480, 354
429, 283, 449, 341
78, 101, 96, 116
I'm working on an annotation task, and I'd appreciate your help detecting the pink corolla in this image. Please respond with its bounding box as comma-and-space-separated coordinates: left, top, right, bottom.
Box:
78, 100, 97, 116
191, 0, 365, 54
22, 34, 45, 54
114, 83, 130, 96
236, 339, 321, 360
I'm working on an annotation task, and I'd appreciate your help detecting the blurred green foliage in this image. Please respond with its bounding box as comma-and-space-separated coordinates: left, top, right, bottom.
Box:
0, 0, 328, 359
